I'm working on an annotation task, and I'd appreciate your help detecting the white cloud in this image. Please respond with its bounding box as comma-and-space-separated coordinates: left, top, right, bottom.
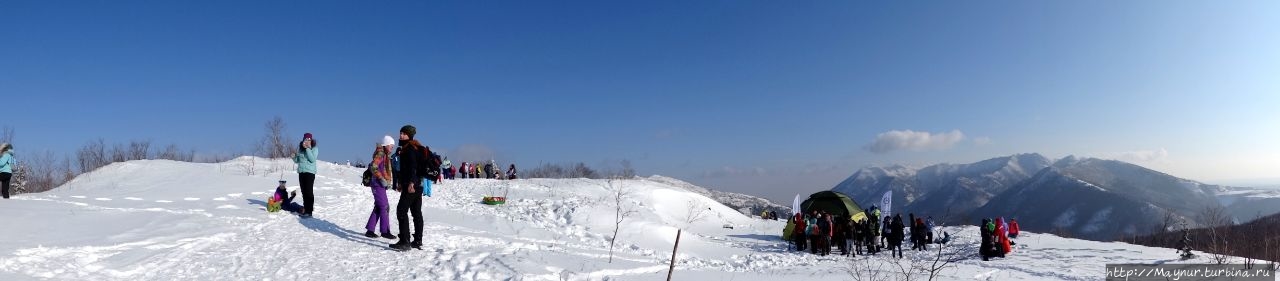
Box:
1115, 148, 1169, 163
864, 129, 966, 154
973, 137, 992, 146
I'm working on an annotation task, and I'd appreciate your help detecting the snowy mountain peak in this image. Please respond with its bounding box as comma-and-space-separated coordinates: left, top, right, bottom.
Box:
1053, 155, 1081, 167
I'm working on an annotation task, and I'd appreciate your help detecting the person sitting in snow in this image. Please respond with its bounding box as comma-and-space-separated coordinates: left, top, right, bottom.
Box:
270, 181, 304, 214
506, 164, 518, 180
1008, 218, 1020, 239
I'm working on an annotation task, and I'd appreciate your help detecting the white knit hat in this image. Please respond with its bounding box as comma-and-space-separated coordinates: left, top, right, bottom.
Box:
381, 135, 395, 147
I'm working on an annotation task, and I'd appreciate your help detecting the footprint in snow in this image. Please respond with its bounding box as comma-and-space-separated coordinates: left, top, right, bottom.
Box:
251, 192, 266, 195
184, 198, 200, 201
213, 197, 227, 201
156, 200, 173, 203
227, 193, 243, 197
216, 205, 239, 209
95, 198, 112, 201
71, 196, 87, 199
124, 197, 143, 201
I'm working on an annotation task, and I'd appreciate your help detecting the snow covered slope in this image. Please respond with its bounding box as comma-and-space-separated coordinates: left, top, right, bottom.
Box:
0, 158, 1267, 280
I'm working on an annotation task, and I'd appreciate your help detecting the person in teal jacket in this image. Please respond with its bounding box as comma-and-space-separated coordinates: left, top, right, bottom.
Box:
0, 143, 13, 199
805, 210, 819, 254
293, 133, 319, 217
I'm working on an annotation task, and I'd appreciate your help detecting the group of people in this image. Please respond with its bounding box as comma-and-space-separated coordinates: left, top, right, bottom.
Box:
447, 161, 516, 180
271, 125, 439, 251
979, 217, 1019, 261
759, 210, 779, 220
788, 206, 949, 259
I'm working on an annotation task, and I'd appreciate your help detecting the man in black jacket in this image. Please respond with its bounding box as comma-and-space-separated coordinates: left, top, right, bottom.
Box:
391, 125, 426, 251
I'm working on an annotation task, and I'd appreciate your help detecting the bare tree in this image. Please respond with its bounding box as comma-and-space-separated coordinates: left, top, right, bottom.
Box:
255, 116, 296, 159
618, 159, 636, 178
607, 178, 637, 263
1266, 237, 1279, 271
1198, 205, 1233, 264
157, 144, 182, 161
109, 143, 128, 163
128, 140, 151, 160
1153, 209, 1176, 236
59, 155, 76, 184
23, 150, 62, 193
0, 126, 13, 144
682, 199, 711, 227
571, 162, 598, 179
886, 255, 924, 281
77, 138, 108, 174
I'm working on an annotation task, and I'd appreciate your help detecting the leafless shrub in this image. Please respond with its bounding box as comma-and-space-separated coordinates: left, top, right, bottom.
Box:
606, 178, 637, 263
846, 256, 894, 281
1199, 205, 1233, 264
526, 161, 637, 179
127, 140, 151, 160
683, 199, 711, 227
922, 211, 970, 281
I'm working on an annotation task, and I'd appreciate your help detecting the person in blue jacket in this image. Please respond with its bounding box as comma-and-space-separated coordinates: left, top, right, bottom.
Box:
293, 133, 319, 218
0, 143, 14, 199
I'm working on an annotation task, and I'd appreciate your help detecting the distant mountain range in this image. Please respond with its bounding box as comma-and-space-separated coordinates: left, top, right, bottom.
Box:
831, 153, 1280, 241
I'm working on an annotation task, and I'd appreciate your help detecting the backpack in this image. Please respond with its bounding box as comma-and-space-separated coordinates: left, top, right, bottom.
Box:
421, 147, 441, 179
361, 168, 373, 187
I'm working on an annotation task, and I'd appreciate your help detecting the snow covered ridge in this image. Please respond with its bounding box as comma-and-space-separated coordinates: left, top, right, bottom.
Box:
642, 175, 790, 216
834, 153, 1280, 241
1, 158, 1271, 280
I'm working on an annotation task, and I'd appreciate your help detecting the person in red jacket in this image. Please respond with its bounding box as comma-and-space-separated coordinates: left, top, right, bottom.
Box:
1009, 218, 1021, 239
995, 217, 1011, 255
792, 212, 807, 252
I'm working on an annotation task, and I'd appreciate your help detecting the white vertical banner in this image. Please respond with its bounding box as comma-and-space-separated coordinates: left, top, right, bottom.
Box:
880, 190, 892, 217
792, 194, 802, 215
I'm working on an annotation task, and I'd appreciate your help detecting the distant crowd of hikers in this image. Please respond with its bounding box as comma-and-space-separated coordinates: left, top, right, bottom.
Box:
784, 205, 1020, 261
787, 206, 949, 258
443, 160, 517, 180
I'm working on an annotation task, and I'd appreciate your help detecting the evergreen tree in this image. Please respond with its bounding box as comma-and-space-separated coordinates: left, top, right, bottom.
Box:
1178, 222, 1195, 260
12, 164, 28, 195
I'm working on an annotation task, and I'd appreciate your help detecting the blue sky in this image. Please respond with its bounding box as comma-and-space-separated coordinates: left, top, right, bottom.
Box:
2, 1, 1277, 203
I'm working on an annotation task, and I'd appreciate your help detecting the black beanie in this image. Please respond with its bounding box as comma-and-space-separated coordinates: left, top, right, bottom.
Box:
400, 125, 417, 139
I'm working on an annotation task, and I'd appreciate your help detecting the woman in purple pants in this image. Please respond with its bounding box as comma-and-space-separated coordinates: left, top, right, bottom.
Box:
365, 136, 397, 239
